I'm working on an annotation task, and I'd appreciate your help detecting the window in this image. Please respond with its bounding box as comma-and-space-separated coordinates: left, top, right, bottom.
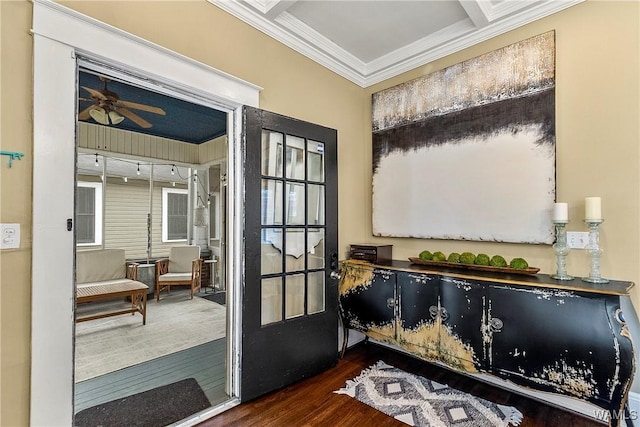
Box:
162, 187, 188, 242
76, 181, 103, 245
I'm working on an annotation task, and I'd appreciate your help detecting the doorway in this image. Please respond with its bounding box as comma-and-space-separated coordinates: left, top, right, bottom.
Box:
32, 2, 342, 424
72, 68, 234, 422
31, 3, 260, 423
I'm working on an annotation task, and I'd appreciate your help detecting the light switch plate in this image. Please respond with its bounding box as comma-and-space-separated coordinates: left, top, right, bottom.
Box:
567, 231, 589, 249
1, 223, 20, 249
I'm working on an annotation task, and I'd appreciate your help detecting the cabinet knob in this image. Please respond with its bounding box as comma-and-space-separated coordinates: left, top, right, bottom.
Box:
387, 298, 395, 309
330, 271, 341, 280
429, 306, 449, 321
615, 309, 626, 325
429, 305, 439, 319
490, 317, 504, 332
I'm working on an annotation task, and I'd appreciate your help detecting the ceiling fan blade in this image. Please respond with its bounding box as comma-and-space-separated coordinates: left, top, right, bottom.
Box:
115, 100, 166, 115
117, 107, 153, 128
81, 86, 107, 100
78, 104, 96, 120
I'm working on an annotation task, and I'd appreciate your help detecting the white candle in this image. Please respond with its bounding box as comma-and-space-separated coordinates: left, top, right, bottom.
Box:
552, 202, 568, 221
585, 197, 602, 220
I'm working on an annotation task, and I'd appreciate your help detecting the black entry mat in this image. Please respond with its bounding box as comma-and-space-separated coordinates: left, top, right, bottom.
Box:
201, 292, 226, 306
74, 378, 210, 427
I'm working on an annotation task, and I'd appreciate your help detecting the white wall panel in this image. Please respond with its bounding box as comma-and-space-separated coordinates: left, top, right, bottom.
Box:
78, 122, 199, 163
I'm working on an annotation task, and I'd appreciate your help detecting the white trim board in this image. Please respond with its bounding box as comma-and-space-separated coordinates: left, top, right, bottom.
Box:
32, 1, 261, 107
31, 1, 259, 425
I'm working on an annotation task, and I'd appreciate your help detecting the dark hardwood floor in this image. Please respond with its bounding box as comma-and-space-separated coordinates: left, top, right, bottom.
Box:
200, 341, 604, 427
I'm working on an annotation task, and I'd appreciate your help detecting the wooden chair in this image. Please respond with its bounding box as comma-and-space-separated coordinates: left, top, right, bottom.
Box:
155, 246, 202, 301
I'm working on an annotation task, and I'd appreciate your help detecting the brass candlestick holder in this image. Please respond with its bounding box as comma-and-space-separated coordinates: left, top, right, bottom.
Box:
551, 220, 573, 280
582, 219, 609, 284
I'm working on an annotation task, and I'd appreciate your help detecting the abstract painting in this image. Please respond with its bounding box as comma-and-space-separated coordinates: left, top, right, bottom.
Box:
372, 31, 556, 244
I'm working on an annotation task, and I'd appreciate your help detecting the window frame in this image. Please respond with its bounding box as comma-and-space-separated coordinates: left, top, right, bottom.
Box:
162, 187, 189, 242
210, 192, 220, 240
76, 181, 103, 246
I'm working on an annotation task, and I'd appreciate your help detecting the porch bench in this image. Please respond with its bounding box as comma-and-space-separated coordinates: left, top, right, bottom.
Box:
76, 249, 149, 325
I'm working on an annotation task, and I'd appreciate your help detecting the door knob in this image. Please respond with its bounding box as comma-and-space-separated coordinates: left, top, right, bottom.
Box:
489, 317, 504, 332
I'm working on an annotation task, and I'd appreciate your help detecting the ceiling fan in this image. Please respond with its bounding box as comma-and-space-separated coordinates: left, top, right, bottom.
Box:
78, 76, 166, 129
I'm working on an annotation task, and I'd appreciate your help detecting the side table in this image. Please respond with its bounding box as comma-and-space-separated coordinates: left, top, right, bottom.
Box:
203, 259, 218, 293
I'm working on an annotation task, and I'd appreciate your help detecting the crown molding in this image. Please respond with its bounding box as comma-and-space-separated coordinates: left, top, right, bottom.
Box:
210, 0, 584, 88
275, 12, 368, 73
364, 0, 583, 87
210, 0, 368, 85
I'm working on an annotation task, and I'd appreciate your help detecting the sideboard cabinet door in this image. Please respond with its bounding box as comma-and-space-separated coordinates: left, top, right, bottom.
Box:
439, 276, 485, 373
397, 272, 440, 361
488, 284, 627, 411
339, 264, 396, 343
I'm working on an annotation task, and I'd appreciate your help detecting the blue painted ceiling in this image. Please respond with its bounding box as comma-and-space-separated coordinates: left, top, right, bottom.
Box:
78, 70, 227, 144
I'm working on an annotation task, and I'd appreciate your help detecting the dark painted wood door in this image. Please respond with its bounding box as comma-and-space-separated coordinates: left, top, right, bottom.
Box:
488, 285, 629, 410
397, 272, 440, 357
340, 266, 396, 342
439, 276, 485, 371
241, 106, 339, 401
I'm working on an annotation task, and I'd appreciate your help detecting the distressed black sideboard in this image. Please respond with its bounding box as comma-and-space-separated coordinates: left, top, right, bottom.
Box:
338, 259, 636, 426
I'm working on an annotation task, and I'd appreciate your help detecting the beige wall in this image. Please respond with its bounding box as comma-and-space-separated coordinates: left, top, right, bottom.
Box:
1, 2, 35, 426
363, 1, 640, 295
1, 0, 638, 425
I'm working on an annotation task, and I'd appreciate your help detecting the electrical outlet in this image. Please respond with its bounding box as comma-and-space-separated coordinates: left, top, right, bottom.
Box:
0, 223, 21, 249
567, 231, 589, 249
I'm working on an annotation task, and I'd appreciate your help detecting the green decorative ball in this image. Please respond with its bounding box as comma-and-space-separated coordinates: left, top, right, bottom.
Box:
459, 252, 476, 265
418, 250, 433, 260
509, 257, 529, 270
447, 252, 461, 263
490, 255, 508, 267
475, 253, 490, 266
432, 251, 446, 262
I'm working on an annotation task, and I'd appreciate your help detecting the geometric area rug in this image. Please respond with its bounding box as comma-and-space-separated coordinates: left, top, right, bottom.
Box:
74, 378, 211, 427
335, 361, 523, 427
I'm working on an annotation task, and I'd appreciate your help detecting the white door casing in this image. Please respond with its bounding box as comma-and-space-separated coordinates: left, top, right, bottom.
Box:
31, 1, 260, 425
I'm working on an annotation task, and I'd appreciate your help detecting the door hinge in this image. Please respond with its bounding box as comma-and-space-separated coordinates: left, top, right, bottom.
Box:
67, 218, 73, 231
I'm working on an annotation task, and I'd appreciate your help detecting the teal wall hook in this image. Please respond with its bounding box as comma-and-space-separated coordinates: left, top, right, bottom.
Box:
1, 151, 25, 167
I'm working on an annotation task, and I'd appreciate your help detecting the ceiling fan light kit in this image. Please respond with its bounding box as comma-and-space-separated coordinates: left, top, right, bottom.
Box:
88, 107, 109, 125
79, 75, 165, 129
108, 110, 125, 125
88, 107, 125, 126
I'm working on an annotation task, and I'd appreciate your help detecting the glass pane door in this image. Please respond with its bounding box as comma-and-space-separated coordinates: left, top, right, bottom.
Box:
260, 131, 326, 325
241, 106, 337, 402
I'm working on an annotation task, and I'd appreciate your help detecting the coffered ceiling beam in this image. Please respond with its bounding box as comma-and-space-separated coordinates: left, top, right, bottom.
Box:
458, 0, 491, 28
243, 0, 297, 19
